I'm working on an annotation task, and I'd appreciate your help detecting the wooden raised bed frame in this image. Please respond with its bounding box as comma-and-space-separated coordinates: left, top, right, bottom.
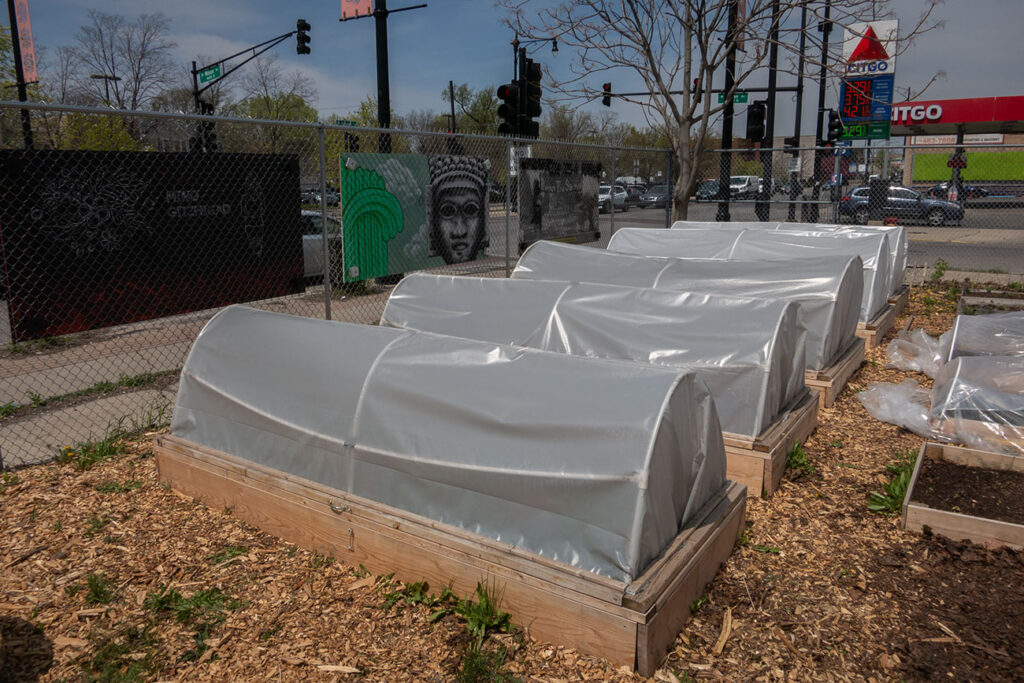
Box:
722, 388, 819, 498
154, 435, 746, 676
889, 284, 910, 317
856, 302, 896, 348
902, 442, 1024, 549
804, 337, 865, 409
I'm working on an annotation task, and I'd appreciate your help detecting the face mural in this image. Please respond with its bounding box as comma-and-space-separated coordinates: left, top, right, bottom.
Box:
427, 155, 489, 264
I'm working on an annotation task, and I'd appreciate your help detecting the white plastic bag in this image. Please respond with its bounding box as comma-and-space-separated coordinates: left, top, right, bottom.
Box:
885, 328, 948, 378
857, 379, 941, 438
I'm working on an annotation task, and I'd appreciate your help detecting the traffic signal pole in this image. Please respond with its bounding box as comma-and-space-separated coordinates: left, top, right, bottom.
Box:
716, 0, 739, 223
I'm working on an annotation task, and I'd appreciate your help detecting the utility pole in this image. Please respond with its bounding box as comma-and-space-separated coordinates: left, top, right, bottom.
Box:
340, 1, 426, 153
7, 0, 34, 149
788, 1, 809, 220
756, 0, 781, 221
716, 0, 739, 223
811, 0, 833, 221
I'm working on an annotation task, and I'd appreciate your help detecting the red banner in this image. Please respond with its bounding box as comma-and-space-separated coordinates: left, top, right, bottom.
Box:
341, 0, 373, 21
12, 0, 38, 84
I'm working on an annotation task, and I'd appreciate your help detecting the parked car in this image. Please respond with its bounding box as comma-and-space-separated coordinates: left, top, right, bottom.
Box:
300, 188, 319, 205
639, 184, 670, 208
838, 186, 964, 226
598, 185, 629, 213
624, 185, 646, 206
301, 210, 343, 279
729, 175, 761, 199
924, 183, 989, 199
695, 179, 720, 202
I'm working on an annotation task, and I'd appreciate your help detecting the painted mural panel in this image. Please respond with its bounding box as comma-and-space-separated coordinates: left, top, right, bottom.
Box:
339, 153, 490, 282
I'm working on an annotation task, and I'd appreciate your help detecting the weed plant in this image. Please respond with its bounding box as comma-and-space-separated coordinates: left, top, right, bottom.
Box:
786, 442, 815, 477
867, 448, 918, 514
85, 573, 115, 604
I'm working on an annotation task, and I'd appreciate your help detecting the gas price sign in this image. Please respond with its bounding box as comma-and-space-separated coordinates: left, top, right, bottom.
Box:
839, 74, 894, 123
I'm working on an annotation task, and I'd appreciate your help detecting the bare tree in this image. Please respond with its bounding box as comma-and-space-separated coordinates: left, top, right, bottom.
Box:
502, 0, 941, 218
542, 103, 598, 142
74, 11, 177, 111
234, 55, 318, 120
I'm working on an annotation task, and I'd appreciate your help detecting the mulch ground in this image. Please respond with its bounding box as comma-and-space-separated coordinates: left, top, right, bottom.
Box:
2, 282, 1024, 682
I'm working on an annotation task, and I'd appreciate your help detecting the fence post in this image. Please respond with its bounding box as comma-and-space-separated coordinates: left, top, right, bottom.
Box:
505, 137, 512, 277
609, 151, 616, 236
318, 124, 331, 320
665, 149, 672, 228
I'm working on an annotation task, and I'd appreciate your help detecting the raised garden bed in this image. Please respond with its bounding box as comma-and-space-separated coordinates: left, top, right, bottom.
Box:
902, 442, 1024, 549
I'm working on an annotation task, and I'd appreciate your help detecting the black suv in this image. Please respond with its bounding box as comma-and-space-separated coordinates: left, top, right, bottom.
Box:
838, 186, 964, 226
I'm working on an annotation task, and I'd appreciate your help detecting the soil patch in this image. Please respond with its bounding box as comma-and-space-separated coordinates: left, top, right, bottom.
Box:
913, 457, 1024, 525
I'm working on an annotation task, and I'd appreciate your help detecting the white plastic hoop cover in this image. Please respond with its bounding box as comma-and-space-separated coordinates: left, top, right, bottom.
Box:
946, 311, 1024, 361
513, 240, 861, 371
669, 221, 907, 296
381, 273, 806, 438
170, 306, 727, 583
612, 226, 890, 322
930, 355, 1024, 455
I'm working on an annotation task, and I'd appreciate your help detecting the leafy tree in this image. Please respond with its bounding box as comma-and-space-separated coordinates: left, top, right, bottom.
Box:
444, 83, 499, 135
502, 0, 940, 218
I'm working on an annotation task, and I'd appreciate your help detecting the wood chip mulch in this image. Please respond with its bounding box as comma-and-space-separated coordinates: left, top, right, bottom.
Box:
2, 282, 1023, 682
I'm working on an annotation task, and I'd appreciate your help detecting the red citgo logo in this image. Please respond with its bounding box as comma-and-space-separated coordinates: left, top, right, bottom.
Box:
849, 25, 889, 61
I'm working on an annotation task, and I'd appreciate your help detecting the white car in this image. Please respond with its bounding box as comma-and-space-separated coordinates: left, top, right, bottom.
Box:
300, 210, 342, 279
598, 185, 629, 213
729, 175, 761, 199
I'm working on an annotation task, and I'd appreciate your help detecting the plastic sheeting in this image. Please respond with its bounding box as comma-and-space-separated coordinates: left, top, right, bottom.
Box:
858, 379, 936, 438
886, 328, 948, 379
513, 240, 861, 371
946, 311, 1024, 361
170, 305, 727, 583
381, 273, 806, 438
610, 227, 890, 322
930, 355, 1024, 455
669, 221, 907, 296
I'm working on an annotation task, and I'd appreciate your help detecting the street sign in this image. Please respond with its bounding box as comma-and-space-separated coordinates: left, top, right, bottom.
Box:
717, 92, 749, 104
198, 64, 222, 84
787, 157, 801, 173
334, 119, 358, 127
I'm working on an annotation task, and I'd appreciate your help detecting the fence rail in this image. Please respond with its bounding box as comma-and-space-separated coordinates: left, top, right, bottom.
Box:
1, 101, 1022, 467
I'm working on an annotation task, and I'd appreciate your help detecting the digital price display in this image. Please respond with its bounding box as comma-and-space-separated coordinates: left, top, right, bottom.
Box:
839, 74, 894, 124
842, 79, 873, 120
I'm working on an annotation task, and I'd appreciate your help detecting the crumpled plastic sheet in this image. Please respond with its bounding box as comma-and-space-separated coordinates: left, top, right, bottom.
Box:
857, 379, 947, 439
885, 328, 950, 379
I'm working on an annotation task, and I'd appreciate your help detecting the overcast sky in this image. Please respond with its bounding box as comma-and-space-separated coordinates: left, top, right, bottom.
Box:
15, 0, 1024, 135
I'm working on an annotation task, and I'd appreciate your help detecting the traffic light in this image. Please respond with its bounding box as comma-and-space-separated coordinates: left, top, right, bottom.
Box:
746, 100, 766, 141
197, 100, 217, 151
602, 82, 612, 107
296, 19, 311, 55
783, 136, 799, 148
827, 109, 843, 142
521, 57, 542, 138
344, 132, 359, 153
496, 82, 520, 136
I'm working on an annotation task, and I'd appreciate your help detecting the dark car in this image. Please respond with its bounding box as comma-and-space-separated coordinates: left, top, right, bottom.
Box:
839, 186, 964, 226
695, 179, 720, 202
924, 183, 989, 200
624, 185, 646, 206
639, 184, 670, 208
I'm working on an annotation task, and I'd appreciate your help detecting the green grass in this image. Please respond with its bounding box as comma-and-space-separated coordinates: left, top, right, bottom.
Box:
85, 573, 116, 604
0, 401, 17, 418
455, 581, 512, 649
85, 515, 111, 538
25, 370, 178, 414
83, 625, 162, 682
867, 448, 918, 514
8, 334, 77, 355
206, 546, 249, 565
144, 585, 247, 662
457, 643, 518, 683
60, 403, 170, 471
0, 471, 19, 493
912, 149, 1024, 182
753, 544, 781, 554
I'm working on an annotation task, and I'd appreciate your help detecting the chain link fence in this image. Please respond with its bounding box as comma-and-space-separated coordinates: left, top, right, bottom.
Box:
703, 141, 1024, 275
0, 101, 672, 466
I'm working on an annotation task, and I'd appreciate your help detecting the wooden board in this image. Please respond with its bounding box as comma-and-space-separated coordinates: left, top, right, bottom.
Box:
902, 442, 1024, 550
856, 303, 896, 348
889, 284, 910, 317
722, 388, 819, 497
804, 337, 866, 409
154, 435, 746, 676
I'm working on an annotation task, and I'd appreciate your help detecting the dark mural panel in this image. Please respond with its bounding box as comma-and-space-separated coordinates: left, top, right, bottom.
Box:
0, 151, 302, 342
518, 158, 601, 249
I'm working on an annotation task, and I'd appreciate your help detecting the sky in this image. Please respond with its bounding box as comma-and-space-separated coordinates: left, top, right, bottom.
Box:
13, 0, 1024, 137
